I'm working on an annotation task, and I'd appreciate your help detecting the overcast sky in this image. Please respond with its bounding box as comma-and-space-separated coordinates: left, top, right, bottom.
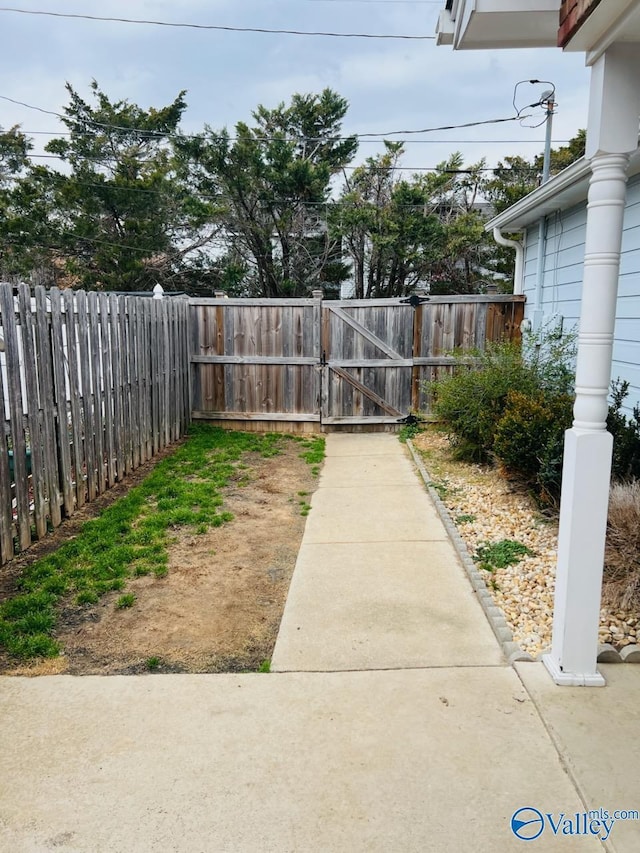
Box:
0, 0, 593, 175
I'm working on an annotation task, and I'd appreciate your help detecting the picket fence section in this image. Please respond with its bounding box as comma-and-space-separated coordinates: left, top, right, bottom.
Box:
0, 283, 190, 565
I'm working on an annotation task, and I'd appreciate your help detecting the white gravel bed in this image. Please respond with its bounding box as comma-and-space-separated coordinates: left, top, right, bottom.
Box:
412, 431, 639, 659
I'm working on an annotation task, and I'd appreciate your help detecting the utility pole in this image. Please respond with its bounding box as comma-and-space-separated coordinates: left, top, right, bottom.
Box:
541, 92, 555, 185
533, 90, 556, 329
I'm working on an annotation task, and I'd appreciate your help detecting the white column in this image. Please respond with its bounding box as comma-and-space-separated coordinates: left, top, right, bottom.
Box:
543, 44, 640, 686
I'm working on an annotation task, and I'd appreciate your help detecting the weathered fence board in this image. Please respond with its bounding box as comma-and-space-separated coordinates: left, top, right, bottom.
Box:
64, 289, 86, 509
191, 295, 525, 427
16, 284, 47, 539
0, 284, 31, 551
0, 285, 191, 566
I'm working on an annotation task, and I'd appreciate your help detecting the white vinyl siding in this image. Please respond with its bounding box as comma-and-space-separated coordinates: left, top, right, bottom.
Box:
521, 174, 640, 415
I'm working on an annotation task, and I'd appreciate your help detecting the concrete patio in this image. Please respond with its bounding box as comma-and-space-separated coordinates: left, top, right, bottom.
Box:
0, 433, 638, 852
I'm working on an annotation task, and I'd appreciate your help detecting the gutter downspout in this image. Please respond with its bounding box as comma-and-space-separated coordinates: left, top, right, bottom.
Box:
533, 216, 547, 329
492, 227, 524, 295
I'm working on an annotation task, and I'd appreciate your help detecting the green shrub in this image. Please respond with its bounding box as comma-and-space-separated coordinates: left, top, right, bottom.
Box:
493, 390, 574, 504
429, 342, 536, 461
429, 327, 576, 462
536, 430, 567, 508
494, 391, 572, 477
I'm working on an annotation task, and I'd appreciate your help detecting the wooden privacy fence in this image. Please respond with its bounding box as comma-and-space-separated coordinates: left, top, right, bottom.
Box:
0, 283, 190, 565
190, 294, 526, 427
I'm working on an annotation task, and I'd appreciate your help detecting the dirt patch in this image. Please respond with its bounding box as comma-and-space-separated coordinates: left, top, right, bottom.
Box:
4, 440, 318, 676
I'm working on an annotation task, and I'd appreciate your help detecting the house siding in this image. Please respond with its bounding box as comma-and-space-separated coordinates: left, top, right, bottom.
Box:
522, 173, 640, 415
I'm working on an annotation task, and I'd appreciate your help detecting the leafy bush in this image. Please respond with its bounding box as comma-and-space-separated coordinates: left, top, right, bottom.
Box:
604, 481, 640, 609
494, 391, 573, 479
429, 342, 537, 461
493, 390, 573, 504
428, 327, 576, 463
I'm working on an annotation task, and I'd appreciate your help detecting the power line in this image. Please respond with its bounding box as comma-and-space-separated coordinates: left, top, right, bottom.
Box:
18, 153, 541, 175
0, 94, 536, 141
0, 7, 437, 39
16, 131, 574, 144
3, 161, 538, 212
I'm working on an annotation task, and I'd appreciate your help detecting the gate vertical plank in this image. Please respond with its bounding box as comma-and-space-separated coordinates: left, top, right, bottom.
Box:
214, 303, 225, 415
321, 306, 331, 420
412, 304, 423, 413
1, 284, 31, 550
281, 307, 293, 415
64, 290, 86, 506
34, 286, 62, 526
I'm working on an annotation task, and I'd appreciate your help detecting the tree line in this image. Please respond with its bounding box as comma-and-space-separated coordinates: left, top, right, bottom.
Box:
0, 81, 585, 297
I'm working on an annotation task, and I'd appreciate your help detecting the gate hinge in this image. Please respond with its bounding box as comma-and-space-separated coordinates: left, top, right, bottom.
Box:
397, 412, 425, 426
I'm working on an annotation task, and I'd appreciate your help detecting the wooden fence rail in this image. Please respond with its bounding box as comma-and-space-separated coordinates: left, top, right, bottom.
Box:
0, 283, 190, 565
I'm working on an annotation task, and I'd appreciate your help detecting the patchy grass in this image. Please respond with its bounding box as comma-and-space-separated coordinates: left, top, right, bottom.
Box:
0, 425, 320, 661
473, 539, 535, 573
398, 422, 422, 444
296, 436, 325, 476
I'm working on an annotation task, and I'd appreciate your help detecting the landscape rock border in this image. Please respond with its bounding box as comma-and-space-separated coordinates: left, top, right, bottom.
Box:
406, 439, 640, 666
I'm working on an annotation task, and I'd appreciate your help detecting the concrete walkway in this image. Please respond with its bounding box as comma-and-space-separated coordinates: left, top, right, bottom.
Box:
1, 434, 639, 853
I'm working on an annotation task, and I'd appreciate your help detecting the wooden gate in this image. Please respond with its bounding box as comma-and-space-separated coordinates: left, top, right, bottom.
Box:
190, 296, 322, 426
190, 294, 525, 428
321, 300, 414, 425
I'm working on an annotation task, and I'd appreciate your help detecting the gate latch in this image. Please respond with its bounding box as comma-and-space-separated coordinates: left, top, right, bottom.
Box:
320, 350, 327, 367
400, 294, 430, 308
